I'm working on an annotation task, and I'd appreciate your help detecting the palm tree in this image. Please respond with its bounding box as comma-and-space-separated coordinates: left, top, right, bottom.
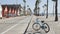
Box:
28, 8, 32, 15
35, 0, 38, 15
38, 7, 40, 16
23, 0, 26, 15
52, 0, 58, 21
34, 0, 41, 16
46, 0, 48, 18
43, 4, 47, 16
34, 7, 37, 15
55, 0, 58, 21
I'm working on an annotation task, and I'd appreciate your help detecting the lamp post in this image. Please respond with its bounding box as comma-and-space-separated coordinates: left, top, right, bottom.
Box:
52, 0, 58, 21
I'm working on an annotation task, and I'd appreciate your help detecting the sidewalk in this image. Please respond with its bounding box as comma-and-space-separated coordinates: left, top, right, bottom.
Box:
25, 16, 46, 34
38, 16, 60, 34
0, 16, 26, 20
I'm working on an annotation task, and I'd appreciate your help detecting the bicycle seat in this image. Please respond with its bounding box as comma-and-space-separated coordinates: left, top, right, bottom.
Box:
41, 21, 44, 23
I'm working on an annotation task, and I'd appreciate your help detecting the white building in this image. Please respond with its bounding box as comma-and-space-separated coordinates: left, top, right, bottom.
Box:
0, 5, 2, 18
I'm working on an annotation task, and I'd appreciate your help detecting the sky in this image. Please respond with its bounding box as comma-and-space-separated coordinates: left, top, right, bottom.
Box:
0, 0, 60, 13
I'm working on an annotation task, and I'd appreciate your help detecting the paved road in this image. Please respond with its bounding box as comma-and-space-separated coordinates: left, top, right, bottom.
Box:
0, 16, 32, 34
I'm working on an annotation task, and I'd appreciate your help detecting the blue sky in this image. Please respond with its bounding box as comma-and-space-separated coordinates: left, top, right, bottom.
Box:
0, 0, 60, 13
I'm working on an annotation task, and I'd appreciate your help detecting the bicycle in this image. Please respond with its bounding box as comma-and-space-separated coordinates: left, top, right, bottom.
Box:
32, 18, 50, 33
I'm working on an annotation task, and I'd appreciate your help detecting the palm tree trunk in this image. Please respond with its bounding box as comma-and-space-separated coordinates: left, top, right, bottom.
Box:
55, 0, 58, 21
24, 2, 26, 15
23, 0, 26, 15
46, 0, 48, 18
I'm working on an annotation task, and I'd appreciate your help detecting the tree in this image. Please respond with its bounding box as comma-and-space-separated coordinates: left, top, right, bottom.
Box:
43, 4, 47, 17
23, 0, 26, 3
46, 0, 48, 18
34, 0, 41, 16
52, 0, 58, 21
38, 7, 40, 16
34, 7, 37, 15
23, 0, 26, 15
28, 8, 32, 15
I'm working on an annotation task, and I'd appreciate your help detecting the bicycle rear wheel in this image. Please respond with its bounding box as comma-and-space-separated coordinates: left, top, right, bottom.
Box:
32, 23, 40, 31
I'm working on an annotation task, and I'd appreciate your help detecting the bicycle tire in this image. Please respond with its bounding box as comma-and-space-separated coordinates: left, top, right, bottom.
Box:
32, 23, 40, 31
44, 23, 50, 33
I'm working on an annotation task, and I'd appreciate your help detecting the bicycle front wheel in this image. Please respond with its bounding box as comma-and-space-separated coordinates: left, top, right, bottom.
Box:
44, 23, 50, 33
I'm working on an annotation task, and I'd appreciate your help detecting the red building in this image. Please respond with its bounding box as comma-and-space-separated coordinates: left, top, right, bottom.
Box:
1, 4, 21, 18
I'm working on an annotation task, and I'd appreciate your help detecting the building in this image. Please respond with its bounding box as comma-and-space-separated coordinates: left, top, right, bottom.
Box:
0, 4, 21, 18
0, 5, 2, 19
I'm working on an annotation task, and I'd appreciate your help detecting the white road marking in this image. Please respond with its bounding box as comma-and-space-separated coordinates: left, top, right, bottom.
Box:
1, 23, 18, 34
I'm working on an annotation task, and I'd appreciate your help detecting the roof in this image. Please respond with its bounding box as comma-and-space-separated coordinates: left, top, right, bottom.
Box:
1, 4, 21, 8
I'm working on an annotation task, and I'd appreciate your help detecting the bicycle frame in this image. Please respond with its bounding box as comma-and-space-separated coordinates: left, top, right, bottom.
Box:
35, 18, 44, 27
